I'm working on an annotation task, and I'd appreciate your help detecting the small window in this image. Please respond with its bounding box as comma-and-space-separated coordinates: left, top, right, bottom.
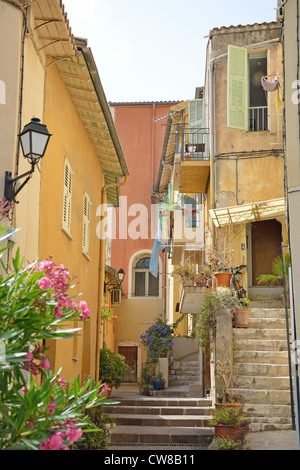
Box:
62, 160, 72, 234
133, 255, 159, 297
82, 192, 91, 257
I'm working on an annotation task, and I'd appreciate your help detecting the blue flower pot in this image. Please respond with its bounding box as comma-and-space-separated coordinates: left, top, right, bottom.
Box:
152, 380, 164, 390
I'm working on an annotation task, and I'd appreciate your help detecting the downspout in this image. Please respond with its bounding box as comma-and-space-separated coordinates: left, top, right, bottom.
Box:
208, 34, 216, 248
95, 174, 128, 380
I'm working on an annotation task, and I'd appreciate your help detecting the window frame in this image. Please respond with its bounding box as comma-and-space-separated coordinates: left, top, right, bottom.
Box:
62, 159, 73, 236
82, 191, 91, 258
227, 45, 269, 132
128, 250, 162, 299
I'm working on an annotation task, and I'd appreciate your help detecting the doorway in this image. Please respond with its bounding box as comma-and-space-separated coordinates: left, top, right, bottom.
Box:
251, 219, 282, 286
118, 346, 137, 383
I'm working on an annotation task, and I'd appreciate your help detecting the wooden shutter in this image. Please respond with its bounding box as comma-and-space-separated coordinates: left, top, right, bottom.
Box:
227, 45, 248, 130
62, 161, 72, 234
82, 192, 90, 256
188, 99, 204, 145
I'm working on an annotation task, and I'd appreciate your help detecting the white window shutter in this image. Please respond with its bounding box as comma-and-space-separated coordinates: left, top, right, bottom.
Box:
82, 192, 91, 256
62, 161, 72, 234
227, 45, 248, 130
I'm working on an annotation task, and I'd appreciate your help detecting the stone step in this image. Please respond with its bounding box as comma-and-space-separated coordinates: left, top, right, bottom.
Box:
170, 361, 200, 371
233, 338, 289, 351
109, 425, 214, 445
104, 405, 212, 416
249, 308, 287, 318
248, 318, 287, 329
111, 397, 212, 407
109, 413, 211, 428
234, 350, 289, 364
243, 403, 293, 419
234, 361, 290, 377
232, 388, 291, 405
233, 328, 289, 340
233, 374, 291, 390
169, 368, 199, 376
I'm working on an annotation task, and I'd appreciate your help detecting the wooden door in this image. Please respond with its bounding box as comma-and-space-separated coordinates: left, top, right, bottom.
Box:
118, 346, 137, 383
251, 219, 282, 286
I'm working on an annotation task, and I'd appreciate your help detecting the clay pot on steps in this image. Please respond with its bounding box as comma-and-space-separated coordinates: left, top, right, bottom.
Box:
233, 308, 251, 328
215, 424, 239, 439
214, 272, 231, 288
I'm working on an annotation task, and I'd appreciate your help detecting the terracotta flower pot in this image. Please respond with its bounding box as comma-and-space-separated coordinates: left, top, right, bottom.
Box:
233, 308, 251, 328
103, 382, 113, 397
215, 424, 239, 439
214, 272, 231, 288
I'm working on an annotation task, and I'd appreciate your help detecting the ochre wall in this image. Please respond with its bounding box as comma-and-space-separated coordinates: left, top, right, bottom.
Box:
41, 62, 105, 382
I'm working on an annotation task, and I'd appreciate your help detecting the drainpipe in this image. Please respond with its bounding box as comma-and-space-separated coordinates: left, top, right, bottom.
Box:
208, 34, 216, 248
95, 175, 128, 380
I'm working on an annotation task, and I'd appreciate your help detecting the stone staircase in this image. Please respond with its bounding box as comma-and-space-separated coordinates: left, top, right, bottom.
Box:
105, 359, 213, 449
233, 306, 294, 431
169, 360, 201, 389
105, 393, 214, 449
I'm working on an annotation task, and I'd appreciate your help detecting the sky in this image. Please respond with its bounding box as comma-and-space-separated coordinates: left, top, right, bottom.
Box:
62, 0, 278, 103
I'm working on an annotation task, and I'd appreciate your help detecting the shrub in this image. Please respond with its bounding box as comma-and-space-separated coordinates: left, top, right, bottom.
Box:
0, 246, 108, 450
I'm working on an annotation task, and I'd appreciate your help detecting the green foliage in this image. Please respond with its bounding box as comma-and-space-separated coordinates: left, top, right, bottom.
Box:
196, 289, 241, 351
257, 252, 290, 286
99, 349, 132, 389
72, 405, 116, 450
210, 407, 245, 426
140, 316, 184, 365
0, 243, 109, 450
211, 436, 246, 450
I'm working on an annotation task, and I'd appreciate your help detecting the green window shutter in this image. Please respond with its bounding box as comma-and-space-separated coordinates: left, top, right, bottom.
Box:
227, 45, 248, 130
188, 99, 204, 145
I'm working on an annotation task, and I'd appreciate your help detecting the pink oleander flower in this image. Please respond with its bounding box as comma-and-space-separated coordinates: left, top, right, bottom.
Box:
79, 308, 90, 320
38, 276, 52, 290
65, 427, 83, 444
40, 432, 64, 451
40, 358, 50, 371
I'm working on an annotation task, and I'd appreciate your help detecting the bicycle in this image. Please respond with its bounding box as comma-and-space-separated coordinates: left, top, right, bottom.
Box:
220, 265, 247, 300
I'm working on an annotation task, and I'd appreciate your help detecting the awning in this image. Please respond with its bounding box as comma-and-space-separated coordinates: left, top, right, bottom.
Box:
209, 198, 286, 227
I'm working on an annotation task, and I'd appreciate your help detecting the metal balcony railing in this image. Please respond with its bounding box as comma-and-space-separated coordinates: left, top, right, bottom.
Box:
249, 106, 268, 132
170, 123, 210, 161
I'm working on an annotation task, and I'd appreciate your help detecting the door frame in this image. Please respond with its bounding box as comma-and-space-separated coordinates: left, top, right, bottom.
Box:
116, 341, 141, 383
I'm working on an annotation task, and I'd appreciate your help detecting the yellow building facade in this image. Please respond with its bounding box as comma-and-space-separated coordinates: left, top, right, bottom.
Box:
0, 1, 128, 383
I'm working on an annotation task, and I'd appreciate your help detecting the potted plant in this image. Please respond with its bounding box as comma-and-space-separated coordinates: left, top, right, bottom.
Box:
210, 418, 251, 451
233, 297, 251, 328
152, 371, 166, 391
215, 360, 243, 408
257, 252, 290, 287
210, 407, 248, 439
99, 349, 132, 396
257, 252, 290, 306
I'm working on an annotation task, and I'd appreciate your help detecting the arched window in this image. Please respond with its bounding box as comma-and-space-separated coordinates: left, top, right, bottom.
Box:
132, 255, 159, 297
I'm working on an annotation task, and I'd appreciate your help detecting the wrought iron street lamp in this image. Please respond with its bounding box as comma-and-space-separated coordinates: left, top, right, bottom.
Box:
4, 118, 52, 202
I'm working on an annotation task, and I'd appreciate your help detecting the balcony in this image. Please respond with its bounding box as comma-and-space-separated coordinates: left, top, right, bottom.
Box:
171, 124, 210, 194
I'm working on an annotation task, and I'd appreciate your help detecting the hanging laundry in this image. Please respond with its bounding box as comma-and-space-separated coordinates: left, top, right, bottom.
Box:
261, 76, 282, 111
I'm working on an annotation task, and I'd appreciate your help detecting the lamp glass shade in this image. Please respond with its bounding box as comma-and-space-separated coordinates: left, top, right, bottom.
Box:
19, 118, 51, 163
117, 268, 125, 283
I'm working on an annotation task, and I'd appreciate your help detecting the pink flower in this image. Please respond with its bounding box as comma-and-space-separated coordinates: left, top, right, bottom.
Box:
38, 277, 51, 290
40, 358, 50, 371
79, 308, 90, 320
65, 427, 83, 444
79, 301, 88, 311
25, 352, 34, 361
40, 432, 64, 450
